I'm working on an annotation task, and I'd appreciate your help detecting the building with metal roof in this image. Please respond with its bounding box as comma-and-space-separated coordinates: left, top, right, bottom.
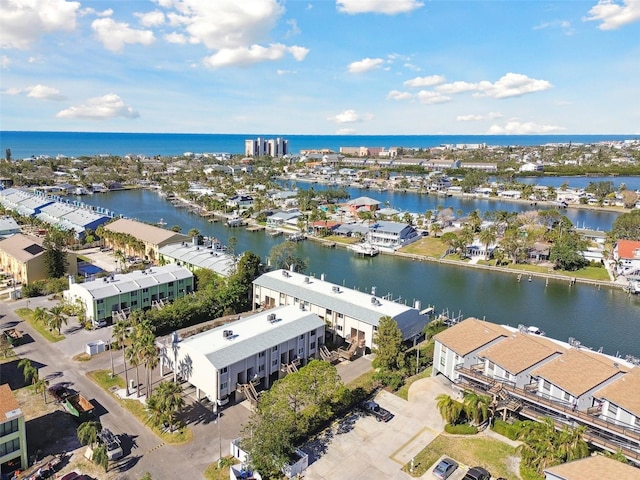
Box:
252, 269, 429, 350
158, 305, 325, 405
63, 263, 194, 323
158, 240, 234, 277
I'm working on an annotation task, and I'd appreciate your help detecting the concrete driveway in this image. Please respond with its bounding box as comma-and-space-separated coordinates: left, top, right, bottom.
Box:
303, 377, 451, 480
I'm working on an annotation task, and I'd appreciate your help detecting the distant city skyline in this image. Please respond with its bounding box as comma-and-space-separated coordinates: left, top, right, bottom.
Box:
1, 0, 639, 135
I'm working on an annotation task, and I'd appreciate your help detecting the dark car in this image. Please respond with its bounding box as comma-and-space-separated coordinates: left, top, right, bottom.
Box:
463, 466, 491, 480
360, 400, 393, 422
47, 384, 75, 403
432, 458, 458, 480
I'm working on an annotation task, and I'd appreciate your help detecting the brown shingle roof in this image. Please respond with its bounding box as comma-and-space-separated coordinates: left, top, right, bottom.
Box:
480, 332, 565, 375
0, 384, 20, 420
433, 318, 509, 356
544, 455, 640, 480
105, 218, 189, 246
595, 367, 640, 417
0, 234, 45, 263
531, 348, 626, 397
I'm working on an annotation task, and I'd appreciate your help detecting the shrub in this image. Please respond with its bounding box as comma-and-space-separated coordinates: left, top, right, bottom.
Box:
444, 423, 478, 435
372, 371, 404, 391
491, 418, 526, 440
22, 282, 45, 297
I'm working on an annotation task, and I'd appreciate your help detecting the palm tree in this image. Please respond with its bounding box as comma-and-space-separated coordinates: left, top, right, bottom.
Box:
18, 358, 38, 385
47, 305, 68, 335
556, 425, 589, 462
154, 381, 185, 430
32, 307, 51, 327
478, 225, 498, 260
462, 392, 490, 426
145, 394, 167, 428
34, 377, 48, 403
92, 444, 109, 472
430, 222, 443, 238
435, 394, 463, 425
77, 421, 102, 446
126, 338, 142, 398
112, 319, 131, 395
423, 319, 446, 340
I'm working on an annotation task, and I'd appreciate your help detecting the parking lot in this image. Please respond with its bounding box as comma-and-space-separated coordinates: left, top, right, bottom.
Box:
302, 378, 451, 480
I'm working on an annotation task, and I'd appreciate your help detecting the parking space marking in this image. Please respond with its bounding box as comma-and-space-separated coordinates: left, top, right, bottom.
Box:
389, 425, 441, 464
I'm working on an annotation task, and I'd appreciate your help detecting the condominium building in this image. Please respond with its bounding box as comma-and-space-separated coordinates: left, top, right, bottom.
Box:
0, 384, 28, 477
433, 318, 640, 462
244, 137, 288, 157
157, 305, 325, 406
252, 269, 428, 350
63, 264, 194, 323
544, 455, 640, 480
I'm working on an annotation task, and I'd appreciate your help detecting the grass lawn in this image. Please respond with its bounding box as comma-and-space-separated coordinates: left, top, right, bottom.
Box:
402, 434, 519, 479
401, 237, 447, 258
563, 266, 610, 281
88, 369, 192, 445
15, 308, 65, 343
346, 370, 377, 391
395, 367, 432, 401
203, 458, 236, 480
324, 235, 360, 245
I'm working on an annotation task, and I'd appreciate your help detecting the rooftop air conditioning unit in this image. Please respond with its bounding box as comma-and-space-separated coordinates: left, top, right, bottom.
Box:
332, 286, 340, 293
304, 276, 310, 283
371, 296, 377, 304
267, 313, 276, 322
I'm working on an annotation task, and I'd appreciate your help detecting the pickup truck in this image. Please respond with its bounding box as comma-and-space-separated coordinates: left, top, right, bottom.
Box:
63, 393, 95, 422
48, 383, 75, 403
98, 428, 123, 460
361, 400, 393, 422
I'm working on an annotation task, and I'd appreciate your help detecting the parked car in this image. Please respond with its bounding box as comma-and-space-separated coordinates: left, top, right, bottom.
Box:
47, 383, 75, 403
360, 400, 393, 422
432, 458, 458, 480
463, 466, 491, 480
98, 428, 123, 460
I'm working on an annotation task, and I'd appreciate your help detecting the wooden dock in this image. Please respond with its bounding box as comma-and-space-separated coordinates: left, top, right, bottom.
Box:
246, 225, 265, 232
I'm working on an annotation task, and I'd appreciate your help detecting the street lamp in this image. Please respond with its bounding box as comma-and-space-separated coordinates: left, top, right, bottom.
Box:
214, 403, 222, 467
108, 338, 114, 378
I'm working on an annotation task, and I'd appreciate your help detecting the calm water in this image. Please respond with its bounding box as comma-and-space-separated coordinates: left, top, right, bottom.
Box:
517, 175, 640, 191
281, 181, 619, 231
74, 189, 640, 358
2, 131, 638, 159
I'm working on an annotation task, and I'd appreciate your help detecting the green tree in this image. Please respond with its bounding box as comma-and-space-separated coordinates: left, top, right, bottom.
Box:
550, 231, 588, 271
77, 421, 102, 446
372, 316, 405, 373
430, 222, 443, 238
18, 358, 38, 385
478, 226, 498, 260
424, 319, 446, 340
43, 228, 69, 278
149, 381, 185, 430
462, 391, 490, 425
92, 444, 109, 472
268, 242, 308, 272
112, 319, 131, 395
47, 304, 68, 334
435, 394, 463, 425
33, 307, 51, 327
609, 209, 640, 241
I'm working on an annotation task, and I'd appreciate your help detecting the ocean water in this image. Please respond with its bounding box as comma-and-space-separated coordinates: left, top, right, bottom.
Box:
1, 131, 638, 159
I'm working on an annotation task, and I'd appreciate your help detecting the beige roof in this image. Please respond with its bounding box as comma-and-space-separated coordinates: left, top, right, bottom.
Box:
531, 348, 626, 397
0, 384, 20, 420
0, 234, 45, 263
595, 367, 640, 417
544, 455, 640, 480
433, 318, 509, 356
480, 332, 565, 375
105, 218, 189, 246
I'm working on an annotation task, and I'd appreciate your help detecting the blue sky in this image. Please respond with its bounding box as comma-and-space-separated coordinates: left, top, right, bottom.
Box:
1, 0, 639, 135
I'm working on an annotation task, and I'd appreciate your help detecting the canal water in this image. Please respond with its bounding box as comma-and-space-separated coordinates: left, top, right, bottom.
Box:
74, 189, 640, 358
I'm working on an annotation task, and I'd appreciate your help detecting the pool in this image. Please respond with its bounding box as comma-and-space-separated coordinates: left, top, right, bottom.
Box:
77, 262, 104, 276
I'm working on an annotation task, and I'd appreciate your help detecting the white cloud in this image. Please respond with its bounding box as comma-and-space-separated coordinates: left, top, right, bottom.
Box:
337, 0, 424, 15
277, 69, 297, 75
337, 128, 357, 135
436, 81, 479, 94
135, 10, 166, 27
476, 73, 552, 98
328, 109, 373, 123
404, 75, 446, 88
584, 0, 640, 30
164, 32, 188, 44
161, 0, 284, 50
457, 112, 503, 122
203, 44, 308, 68
416, 90, 451, 104
3, 84, 66, 101
403, 63, 421, 71
533, 19, 575, 35
0, 0, 80, 49
92, 18, 155, 52
386, 90, 413, 101
488, 120, 565, 134
80, 7, 112, 17
1, 56, 10, 69
348, 57, 384, 73
285, 19, 301, 37
56, 94, 140, 120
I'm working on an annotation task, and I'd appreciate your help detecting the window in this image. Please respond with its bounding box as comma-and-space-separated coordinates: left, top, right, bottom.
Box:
130, 291, 137, 296
259, 351, 265, 358
336, 325, 343, 331
441, 346, 448, 355
272, 359, 278, 366
543, 380, 551, 391
220, 382, 228, 391
373, 326, 378, 332
310, 342, 316, 349
0, 437, 20, 456
0, 419, 18, 436
168, 282, 174, 287
298, 348, 304, 356
272, 346, 278, 352
220, 367, 228, 374
258, 365, 265, 372
440, 354, 446, 367
487, 362, 495, 372
337, 313, 343, 319
310, 330, 316, 337
609, 404, 619, 416
131, 300, 138, 307
97, 299, 104, 305
143, 288, 149, 293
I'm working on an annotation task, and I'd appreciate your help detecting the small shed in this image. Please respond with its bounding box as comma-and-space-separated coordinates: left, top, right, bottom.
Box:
85, 340, 106, 356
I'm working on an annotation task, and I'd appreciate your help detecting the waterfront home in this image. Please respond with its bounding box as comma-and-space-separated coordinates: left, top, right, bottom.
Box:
226, 194, 254, 210
252, 269, 429, 350
103, 218, 189, 263
158, 241, 234, 277
157, 305, 324, 406
497, 190, 522, 200
434, 318, 640, 462
35, 202, 111, 239
0, 234, 77, 285
0, 384, 28, 476
266, 210, 302, 229
367, 221, 419, 249
613, 239, 640, 275
344, 196, 381, 215
543, 454, 640, 480
63, 264, 194, 324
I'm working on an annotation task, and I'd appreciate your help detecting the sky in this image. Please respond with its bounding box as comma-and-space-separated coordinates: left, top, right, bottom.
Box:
1, 0, 639, 135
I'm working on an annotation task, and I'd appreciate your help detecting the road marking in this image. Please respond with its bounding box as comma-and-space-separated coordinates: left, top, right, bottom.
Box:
145, 443, 165, 454
389, 425, 441, 464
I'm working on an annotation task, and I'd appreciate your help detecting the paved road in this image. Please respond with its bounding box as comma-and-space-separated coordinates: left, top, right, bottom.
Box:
4, 296, 250, 480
